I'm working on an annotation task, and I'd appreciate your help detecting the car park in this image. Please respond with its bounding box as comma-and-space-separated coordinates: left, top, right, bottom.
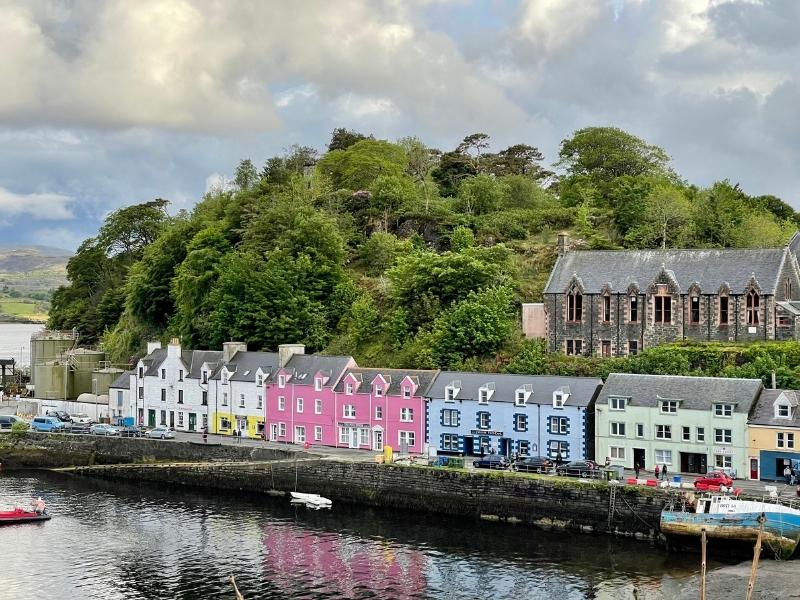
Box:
31, 416, 66, 432
89, 424, 120, 436
694, 471, 733, 488
556, 460, 599, 478
145, 426, 175, 439
513, 456, 552, 473
0, 415, 29, 431
472, 454, 509, 470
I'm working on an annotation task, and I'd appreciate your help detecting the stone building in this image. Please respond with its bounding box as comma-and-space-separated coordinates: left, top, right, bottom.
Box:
537, 233, 800, 356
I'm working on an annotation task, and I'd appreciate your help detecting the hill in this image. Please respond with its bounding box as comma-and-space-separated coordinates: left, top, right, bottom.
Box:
0, 246, 70, 321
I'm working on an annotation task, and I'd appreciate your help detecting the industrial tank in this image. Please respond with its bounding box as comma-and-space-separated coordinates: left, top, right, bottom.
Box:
34, 361, 69, 400
29, 330, 78, 386
90, 368, 124, 397
69, 349, 106, 397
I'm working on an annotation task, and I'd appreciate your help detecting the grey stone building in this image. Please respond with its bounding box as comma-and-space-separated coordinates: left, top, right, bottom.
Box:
540, 233, 800, 356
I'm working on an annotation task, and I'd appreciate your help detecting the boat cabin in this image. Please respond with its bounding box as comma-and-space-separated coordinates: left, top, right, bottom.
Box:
695, 495, 739, 515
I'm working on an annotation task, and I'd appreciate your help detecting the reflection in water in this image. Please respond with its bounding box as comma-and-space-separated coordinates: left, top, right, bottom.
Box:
0, 472, 717, 599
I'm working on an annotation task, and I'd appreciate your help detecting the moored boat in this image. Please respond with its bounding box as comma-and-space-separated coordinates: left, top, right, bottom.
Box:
0, 507, 51, 525
661, 494, 800, 558
290, 492, 332, 509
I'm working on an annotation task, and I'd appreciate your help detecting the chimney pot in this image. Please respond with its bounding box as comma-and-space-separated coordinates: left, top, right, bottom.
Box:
557, 233, 569, 256
278, 344, 305, 368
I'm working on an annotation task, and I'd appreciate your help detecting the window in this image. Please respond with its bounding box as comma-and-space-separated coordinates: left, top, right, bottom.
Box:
719, 295, 729, 325
178, 412, 184, 427
628, 340, 639, 355
445, 387, 456, 401
138, 387, 143, 399
278, 396, 285, 411
786, 279, 793, 299
221, 371, 228, 385
609, 397, 626, 410
296, 398, 304, 413
629, 294, 638, 322
202, 414, 208, 429
178, 369, 184, 381
682, 426, 691, 441
566, 339, 583, 355
403, 388, 411, 399
343, 405, 356, 418
442, 409, 459, 426
602, 295, 611, 322
116, 390, 123, 407
257, 374, 263, 386
278, 423, 286, 437
295, 426, 305, 443
178, 390, 184, 404
610, 422, 626, 437
746, 290, 760, 325
160, 410, 166, 425
714, 403, 733, 417
715, 455, 732, 469
375, 406, 383, 420
518, 440, 531, 456
660, 400, 678, 414
714, 429, 732, 444
777, 404, 791, 418
654, 295, 672, 324
220, 417, 231, 430
202, 391, 208, 406
478, 412, 490, 429
257, 395, 263, 409
553, 393, 565, 408
339, 428, 348, 444
222, 392, 228, 406
549, 440, 569, 459
138, 366, 144, 378
655, 425, 671, 439
601, 340, 611, 357
278, 374, 285, 388
359, 428, 369, 446
690, 296, 700, 324
239, 394, 245, 408
315, 399, 323, 414
655, 449, 672, 465
314, 378, 322, 392
315, 426, 322, 441
399, 431, 415, 448
161, 388, 166, 402
697, 427, 705, 442
161, 369, 166, 380
346, 383, 354, 395
567, 289, 583, 322
610, 446, 625, 460
442, 433, 459, 451
515, 414, 529, 432
515, 391, 526, 406
400, 408, 413, 422
202, 370, 208, 384
479, 389, 489, 404
636, 423, 644, 438
777, 432, 795, 449
375, 386, 383, 397
549, 416, 567, 434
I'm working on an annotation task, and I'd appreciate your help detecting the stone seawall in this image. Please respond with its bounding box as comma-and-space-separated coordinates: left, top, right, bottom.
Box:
71, 459, 667, 540
0, 433, 301, 468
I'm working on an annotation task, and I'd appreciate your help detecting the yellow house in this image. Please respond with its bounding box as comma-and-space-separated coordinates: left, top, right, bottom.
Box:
747, 389, 800, 481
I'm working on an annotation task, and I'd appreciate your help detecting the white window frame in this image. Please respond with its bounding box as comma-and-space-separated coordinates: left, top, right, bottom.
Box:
660, 400, 678, 414
296, 397, 304, 413
635, 423, 644, 438
346, 382, 354, 395
446, 387, 456, 402
295, 426, 306, 443
398, 431, 415, 447
315, 378, 322, 392
655, 424, 672, 440
343, 404, 356, 418
359, 428, 369, 446
609, 397, 626, 411
714, 428, 732, 444
278, 374, 286, 388
478, 389, 489, 404
375, 386, 383, 397
697, 427, 705, 442
777, 432, 795, 449
655, 449, 672, 465
400, 408, 413, 422
178, 412, 184, 427
776, 404, 791, 419
609, 446, 625, 460
714, 403, 733, 417
516, 414, 529, 432
403, 388, 411, 399
239, 394, 245, 408
257, 394, 263, 409
278, 422, 286, 437
715, 455, 732, 469
339, 427, 348, 444
278, 396, 285, 411
375, 406, 383, 420
515, 391, 526, 406
610, 422, 626, 437
315, 399, 323, 414
682, 426, 691, 442
314, 426, 322, 441
478, 412, 490, 429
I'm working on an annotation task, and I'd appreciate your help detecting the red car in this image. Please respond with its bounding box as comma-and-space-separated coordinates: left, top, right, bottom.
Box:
694, 471, 733, 488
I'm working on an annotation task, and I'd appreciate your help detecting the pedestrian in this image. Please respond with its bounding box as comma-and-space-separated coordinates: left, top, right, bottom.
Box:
634, 463, 640, 479
555, 451, 563, 468
655, 464, 661, 480
604, 457, 611, 468
202, 427, 208, 444
237, 429, 242, 444
480, 444, 486, 458
784, 465, 791, 485
791, 467, 797, 486
662, 463, 668, 481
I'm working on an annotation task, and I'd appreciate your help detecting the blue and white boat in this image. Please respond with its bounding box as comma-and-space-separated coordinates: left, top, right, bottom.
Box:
660, 494, 800, 558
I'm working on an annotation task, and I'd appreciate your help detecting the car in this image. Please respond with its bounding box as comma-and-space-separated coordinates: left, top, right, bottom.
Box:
119, 426, 145, 438
30, 416, 66, 432
64, 421, 91, 434
514, 456, 552, 473
145, 426, 176, 440
46, 410, 71, 423
694, 471, 734, 488
70, 413, 93, 424
556, 460, 600, 477
89, 424, 120, 436
472, 454, 509, 470
0, 415, 29, 431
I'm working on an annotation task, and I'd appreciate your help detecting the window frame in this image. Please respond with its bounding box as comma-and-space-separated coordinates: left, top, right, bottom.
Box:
746, 290, 760, 325
609, 421, 626, 437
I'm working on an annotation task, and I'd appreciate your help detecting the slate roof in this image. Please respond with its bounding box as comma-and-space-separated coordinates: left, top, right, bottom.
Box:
213, 351, 280, 382
544, 246, 788, 295
333, 368, 439, 396
109, 371, 132, 389
425, 371, 602, 407
267, 354, 354, 388
777, 301, 800, 316
141, 348, 167, 376
749, 389, 800, 428
188, 350, 223, 379
598, 373, 763, 412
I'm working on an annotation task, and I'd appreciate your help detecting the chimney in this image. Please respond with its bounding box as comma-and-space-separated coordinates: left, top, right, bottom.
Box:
771, 370, 777, 390
223, 341, 248, 363
167, 338, 181, 359
557, 233, 569, 256
279, 343, 305, 368
146, 341, 162, 354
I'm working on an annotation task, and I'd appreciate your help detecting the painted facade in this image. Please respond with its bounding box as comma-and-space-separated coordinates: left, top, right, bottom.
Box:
426, 372, 602, 460
595, 373, 762, 477
747, 389, 800, 481
108, 370, 133, 422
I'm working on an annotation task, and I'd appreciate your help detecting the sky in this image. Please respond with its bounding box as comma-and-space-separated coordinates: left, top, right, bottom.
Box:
1, 0, 799, 251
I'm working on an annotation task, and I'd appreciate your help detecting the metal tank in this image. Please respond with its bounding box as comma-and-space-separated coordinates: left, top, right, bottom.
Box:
29, 330, 78, 386
33, 361, 69, 400
90, 368, 124, 397
69, 349, 106, 397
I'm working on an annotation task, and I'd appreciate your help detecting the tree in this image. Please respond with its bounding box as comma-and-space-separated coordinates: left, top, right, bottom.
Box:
328, 128, 371, 151
455, 174, 505, 215
96, 199, 169, 259
625, 185, 692, 249
430, 150, 476, 197
316, 139, 406, 191
487, 144, 552, 181
234, 159, 258, 190
449, 226, 475, 251
457, 133, 491, 171
398, 136, 439, 183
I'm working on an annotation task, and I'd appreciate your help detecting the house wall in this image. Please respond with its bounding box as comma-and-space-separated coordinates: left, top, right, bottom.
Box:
748, 425, 800, 480
211, 377, 265, 438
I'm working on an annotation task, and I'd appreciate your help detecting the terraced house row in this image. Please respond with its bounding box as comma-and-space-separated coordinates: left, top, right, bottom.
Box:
110, 340, 800, 481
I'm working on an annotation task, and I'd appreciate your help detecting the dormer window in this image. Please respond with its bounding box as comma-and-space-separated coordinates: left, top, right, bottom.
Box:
403, 387, 411, 399
202, 370, 208, 384
315, 378, 322, 392
221, 371, 228, 385
714, 403, 733, 417
375, 386, 383, 397
445, 386, 458, 402
346, 383, 354, 395
553, 393, 565, 409
660, 400, 678, 414
479, 389, 489, 404
278, 374, 286, 388
609, 397, 626, 410
257, 374, 263, 386
515, 390, 527, 406
776, 404, 792, 419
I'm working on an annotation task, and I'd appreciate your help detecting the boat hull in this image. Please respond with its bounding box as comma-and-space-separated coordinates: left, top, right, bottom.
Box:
290, 492, 332, 508
0, 510, 51, 526
661, 511, 800, 558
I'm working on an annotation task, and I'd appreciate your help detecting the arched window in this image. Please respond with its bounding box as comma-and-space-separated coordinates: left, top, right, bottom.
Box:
690, 294, 700, 324
786, 279, 793, 300
628, 294, 638, 322
566, 289, 583, 322
602, 293, 611, 322
746, 290, 760, 325
719, 294, 729, 325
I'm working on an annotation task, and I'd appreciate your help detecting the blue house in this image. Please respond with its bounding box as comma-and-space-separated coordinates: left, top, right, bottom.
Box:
425, 372, 602, 460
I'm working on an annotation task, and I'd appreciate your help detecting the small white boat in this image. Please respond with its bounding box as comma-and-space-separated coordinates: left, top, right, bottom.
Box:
290, 492, 332, 509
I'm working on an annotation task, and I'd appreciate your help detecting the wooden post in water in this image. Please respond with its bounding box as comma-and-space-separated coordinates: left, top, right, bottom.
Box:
745, 514, 766, 600
700, 528, 707, 600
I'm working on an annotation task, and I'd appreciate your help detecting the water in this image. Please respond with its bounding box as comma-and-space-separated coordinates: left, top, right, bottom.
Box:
0, 323, 43, 366
0, 472, 719, 600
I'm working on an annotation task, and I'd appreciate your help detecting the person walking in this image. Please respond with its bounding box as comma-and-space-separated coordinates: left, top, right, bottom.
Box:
634, 463, 640, 479
662, 463, 668, 481
202, 427, 208, 444
784, 465, 792, 485
655, 464, 661, 480
555, 451, 563, 469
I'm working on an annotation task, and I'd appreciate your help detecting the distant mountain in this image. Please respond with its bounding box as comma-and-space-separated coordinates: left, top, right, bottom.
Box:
0, 246, 72, 273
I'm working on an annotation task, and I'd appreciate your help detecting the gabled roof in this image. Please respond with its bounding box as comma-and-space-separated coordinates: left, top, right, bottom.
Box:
266, 354, 354, 388
141, 348, 167, 376
598, 373, 762, 412
544, 246, 788, 295
213, 351, 280, 382
109, 371, 132, 389
333, 368, 439, 395
750, 389, 800, 428
777, 301, 800, 316
187, 350, 222, 379
425, 372, 602, 407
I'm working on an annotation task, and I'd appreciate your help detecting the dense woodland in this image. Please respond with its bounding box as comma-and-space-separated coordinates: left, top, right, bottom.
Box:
48, 126, 800, 386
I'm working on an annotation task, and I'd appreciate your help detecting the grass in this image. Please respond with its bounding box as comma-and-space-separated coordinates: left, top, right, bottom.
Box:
0, 298, 49, 321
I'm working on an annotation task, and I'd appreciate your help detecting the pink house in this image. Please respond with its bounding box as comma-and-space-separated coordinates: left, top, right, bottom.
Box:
264, 345, 355, 446
331, 368, 438, 454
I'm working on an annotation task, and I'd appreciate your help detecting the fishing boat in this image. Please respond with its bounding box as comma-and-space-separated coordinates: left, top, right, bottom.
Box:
661, 494, 800, 558
290, 492, 332, 509
0, 498, 50, 525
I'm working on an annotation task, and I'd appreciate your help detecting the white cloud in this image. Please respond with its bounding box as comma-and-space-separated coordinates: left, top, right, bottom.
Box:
0, 187, 74, 221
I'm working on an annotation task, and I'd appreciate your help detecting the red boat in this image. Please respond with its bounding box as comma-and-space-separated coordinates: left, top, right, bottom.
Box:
0, 498, 50, 525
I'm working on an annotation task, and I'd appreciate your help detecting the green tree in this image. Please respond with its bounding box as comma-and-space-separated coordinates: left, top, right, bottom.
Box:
96, 199, 169, 259
625, 185, 692, 249
316, 139, 406, 191
234, 159, 258, 190
328, 128, 371, 151
449, 226, 475, 251
455, 174, 505, 215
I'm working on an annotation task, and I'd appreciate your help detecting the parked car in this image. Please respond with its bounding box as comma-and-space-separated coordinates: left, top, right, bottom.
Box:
694, 471, 733, 488
0, 415, 29, 431
514, 456, 552, 473
120, 426, 145, 438
145, 426, 175, 440
70, 413, 93, 424
90, 424, 120, 436
556, 460, 599, 477
46, 410, 71, 423
473, 454, 509, 470
64, 421, 91, 434
31, 416, 66, 432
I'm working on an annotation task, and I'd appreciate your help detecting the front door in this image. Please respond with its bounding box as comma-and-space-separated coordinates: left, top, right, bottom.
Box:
750, 458, 759, 480
270, 423, 278, 440
237, 417, 248, 437
188, 413, 196, 432
348, 427, 359, 449
148, 409, 156, 428
463, 435, 475, 456
633, 448, 645, 470
499, 437, 511, 457
373, 429, 383, 451
169, 411, 175, 428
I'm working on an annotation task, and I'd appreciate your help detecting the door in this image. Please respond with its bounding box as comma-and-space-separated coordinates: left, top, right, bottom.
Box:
237, 417, 248, 437
348, 427, 359, 448
373, 429, 383, 451
148, 409, 156, 428
499, 438, 511, 457
270, 423, 278, 440
750, 458, 759, 480
188, 413, 196, 432
169, 411, 175, 428
633, 448, 645, 470
463, 435, 475, 456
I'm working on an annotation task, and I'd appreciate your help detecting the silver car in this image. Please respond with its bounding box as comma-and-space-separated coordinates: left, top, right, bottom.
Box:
145, 426, 175, 439
89, 424, 120, 436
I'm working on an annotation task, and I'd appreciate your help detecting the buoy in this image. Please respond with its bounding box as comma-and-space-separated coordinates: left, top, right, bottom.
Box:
304, 441, 310, 449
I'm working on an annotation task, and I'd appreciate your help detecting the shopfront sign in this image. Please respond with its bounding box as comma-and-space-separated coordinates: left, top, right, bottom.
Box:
470, 429, 503, 436
713, 446, 734, 456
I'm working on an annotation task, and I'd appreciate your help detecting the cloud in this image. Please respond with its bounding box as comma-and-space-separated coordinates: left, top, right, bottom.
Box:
0, 186, 74, 221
